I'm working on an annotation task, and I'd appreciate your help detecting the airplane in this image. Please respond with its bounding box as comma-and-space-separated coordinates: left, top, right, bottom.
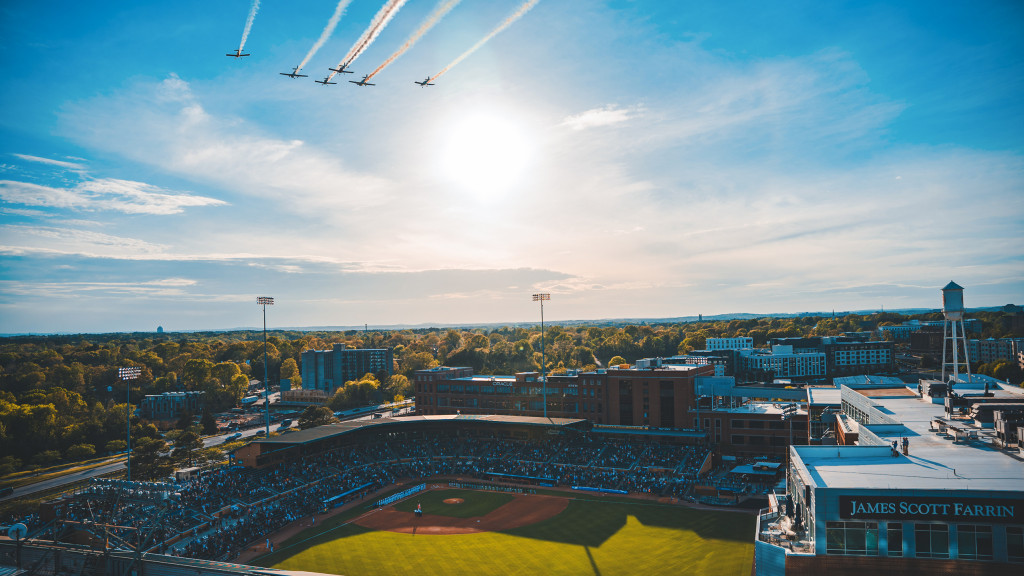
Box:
314, 77, 337, 86
349, 75, 375, 87
329, 63, 355, 75
414, 77, 435, 87
226, 49, 250, 58
280, 67, 308, 78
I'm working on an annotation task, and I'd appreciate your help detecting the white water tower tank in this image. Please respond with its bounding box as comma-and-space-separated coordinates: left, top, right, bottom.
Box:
942, 281, 964, 320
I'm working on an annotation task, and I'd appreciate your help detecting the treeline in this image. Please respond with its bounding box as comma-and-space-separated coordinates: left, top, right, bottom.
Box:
2, 310, 1021, 474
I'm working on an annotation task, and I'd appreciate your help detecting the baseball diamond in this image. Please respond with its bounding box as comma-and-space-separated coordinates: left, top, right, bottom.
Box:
252, 485, 755, 576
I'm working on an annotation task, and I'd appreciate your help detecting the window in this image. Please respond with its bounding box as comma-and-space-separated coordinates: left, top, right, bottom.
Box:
887, 523, 902, 557
1008, 526, 1024, 563
957, 525, 992, 560
826, 521, 878, 556
731, 435, 745, 444
915, 524, 948, 559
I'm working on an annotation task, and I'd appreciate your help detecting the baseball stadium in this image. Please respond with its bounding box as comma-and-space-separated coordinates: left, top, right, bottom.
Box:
1, 415, 757, 575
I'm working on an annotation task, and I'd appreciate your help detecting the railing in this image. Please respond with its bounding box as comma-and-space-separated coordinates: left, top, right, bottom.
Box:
374, 483, 426, 507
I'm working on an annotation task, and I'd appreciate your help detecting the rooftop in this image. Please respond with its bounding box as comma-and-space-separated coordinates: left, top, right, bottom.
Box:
252, 414, 588, 445
794, 391, 1024, 492
718, 402, 807, 416
806, 388, 841, 406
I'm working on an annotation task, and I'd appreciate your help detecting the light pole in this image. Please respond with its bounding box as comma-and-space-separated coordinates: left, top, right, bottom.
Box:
781, 403, 798, 463
257, 296, 274, 436
532, 293, 551, 419
118, 366, 141, 481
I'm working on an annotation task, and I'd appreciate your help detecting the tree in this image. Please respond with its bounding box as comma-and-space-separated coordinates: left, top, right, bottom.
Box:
200, 408, 218, 435
131, 437, 173, 480
65, 443, 96, 460
384, 374, 412, 401
280, 358, 301, 387
31, 450, 61, 466
171, 431, 203, 467
608, 356, 627, 367
105, 439, 127, 453
175, 410, 194, 431
298, 406, 337, 430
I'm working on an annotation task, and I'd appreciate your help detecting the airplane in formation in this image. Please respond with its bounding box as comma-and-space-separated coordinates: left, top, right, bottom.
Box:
414, 77, 435, 87
329, 63, 355, 75
280, 67, 308, 78
314, 77, 337, 85
349, 75, 375, 87
226, 49, 250, 58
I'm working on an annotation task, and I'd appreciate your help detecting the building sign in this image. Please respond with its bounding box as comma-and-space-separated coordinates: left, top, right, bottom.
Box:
839, 496, 1024, 523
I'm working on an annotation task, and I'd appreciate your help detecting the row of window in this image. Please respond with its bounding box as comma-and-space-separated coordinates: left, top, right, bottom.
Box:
824, 521, 1023, 562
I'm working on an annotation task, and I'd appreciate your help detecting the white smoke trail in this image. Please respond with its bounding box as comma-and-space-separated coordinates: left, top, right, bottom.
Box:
429, 0, 539, 84
366, 0, 461, 80
238, 0, 261, 52
327, 0, 408, 81
297, 0, 355, 72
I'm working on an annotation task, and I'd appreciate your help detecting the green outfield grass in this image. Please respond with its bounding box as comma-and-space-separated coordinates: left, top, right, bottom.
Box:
392, 488, 515, 518
254, 491, 755, 576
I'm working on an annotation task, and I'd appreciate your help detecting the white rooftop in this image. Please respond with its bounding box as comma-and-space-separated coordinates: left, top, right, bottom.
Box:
794, 392, 1024, 492
806, 388, 841, 405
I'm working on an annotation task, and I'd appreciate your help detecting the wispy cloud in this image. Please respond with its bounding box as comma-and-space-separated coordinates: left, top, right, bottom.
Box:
561, 105, 639, 130
12, 154, 87, 170
0, 225, 167, 258
0, 178, 225, 214
59, 74, 395, 219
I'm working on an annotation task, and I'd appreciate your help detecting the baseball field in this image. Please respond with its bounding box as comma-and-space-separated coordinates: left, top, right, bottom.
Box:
252, 486, 755, 576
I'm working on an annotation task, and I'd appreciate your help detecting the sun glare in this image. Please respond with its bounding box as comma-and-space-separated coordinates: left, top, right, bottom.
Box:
438, 111, 533, 198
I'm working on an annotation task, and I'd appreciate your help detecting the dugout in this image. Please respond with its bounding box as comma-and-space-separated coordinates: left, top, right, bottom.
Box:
231, 414, 590, 469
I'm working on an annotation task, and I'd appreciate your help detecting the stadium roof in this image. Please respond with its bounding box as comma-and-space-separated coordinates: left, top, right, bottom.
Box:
254, 414, 588, 446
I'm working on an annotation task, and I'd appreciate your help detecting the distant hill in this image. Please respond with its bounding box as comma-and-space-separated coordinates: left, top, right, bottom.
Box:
4, 306, 1015, 336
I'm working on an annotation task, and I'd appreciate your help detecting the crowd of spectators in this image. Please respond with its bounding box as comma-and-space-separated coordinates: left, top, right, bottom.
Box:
39, 429, 733, 562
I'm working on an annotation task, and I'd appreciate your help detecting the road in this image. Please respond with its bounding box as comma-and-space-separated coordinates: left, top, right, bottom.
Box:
2, 397, 414, 503
0, 459, 126, 503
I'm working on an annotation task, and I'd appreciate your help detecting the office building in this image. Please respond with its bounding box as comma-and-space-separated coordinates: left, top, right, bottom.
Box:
300, 346, 394, 395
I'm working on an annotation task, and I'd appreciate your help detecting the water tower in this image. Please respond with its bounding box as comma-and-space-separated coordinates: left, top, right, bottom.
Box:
940, 281, 971, 384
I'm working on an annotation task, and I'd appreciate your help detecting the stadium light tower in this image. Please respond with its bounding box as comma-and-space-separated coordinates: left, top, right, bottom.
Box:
257, 296, 274, 436
532, 293, 551, 419
118, 366, 141, 480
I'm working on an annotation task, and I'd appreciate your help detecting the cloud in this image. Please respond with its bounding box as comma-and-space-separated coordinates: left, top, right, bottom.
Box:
12, 154, 87, 170
59, 74, 394, 220
0, 178, 225, 215
561, 105, 639, 130
0, 225, 167, 258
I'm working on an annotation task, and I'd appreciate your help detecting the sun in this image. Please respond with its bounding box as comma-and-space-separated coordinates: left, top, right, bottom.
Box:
438, 110, 533, 198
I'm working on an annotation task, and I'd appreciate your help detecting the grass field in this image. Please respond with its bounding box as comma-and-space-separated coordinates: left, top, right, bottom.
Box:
392, 488, 515, 518
254, 490, 755, 576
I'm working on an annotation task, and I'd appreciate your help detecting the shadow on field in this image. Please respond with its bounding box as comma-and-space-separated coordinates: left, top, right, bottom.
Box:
500, 499, 754, 548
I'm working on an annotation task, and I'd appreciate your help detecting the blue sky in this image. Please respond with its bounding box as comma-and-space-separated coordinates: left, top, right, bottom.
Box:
0, 0, 1021, 333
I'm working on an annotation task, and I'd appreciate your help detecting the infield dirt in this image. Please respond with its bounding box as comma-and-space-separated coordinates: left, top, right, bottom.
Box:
355, 492, 568, 535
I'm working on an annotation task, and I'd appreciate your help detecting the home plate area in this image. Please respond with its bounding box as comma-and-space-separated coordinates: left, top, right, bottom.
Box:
355, 489, 568, 535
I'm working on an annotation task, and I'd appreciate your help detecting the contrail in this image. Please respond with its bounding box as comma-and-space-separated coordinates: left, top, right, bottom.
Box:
428, 0, 539, 84
237, 0, 261, 53
326, 0, 408, 82
366, 0, 462, 81
296, 0, 355, 72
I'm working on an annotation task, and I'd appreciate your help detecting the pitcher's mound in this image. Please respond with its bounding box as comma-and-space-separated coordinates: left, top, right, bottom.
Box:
443, 498, 464, 504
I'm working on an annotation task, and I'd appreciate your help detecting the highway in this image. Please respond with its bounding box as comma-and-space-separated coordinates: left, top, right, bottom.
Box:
1, 397, 414, 503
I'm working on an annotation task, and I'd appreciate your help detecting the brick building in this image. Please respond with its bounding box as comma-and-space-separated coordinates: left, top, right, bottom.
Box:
415, 364, 714, 428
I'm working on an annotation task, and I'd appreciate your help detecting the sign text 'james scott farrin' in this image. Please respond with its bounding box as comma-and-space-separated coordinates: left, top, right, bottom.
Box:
839, 496, 1024, 523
